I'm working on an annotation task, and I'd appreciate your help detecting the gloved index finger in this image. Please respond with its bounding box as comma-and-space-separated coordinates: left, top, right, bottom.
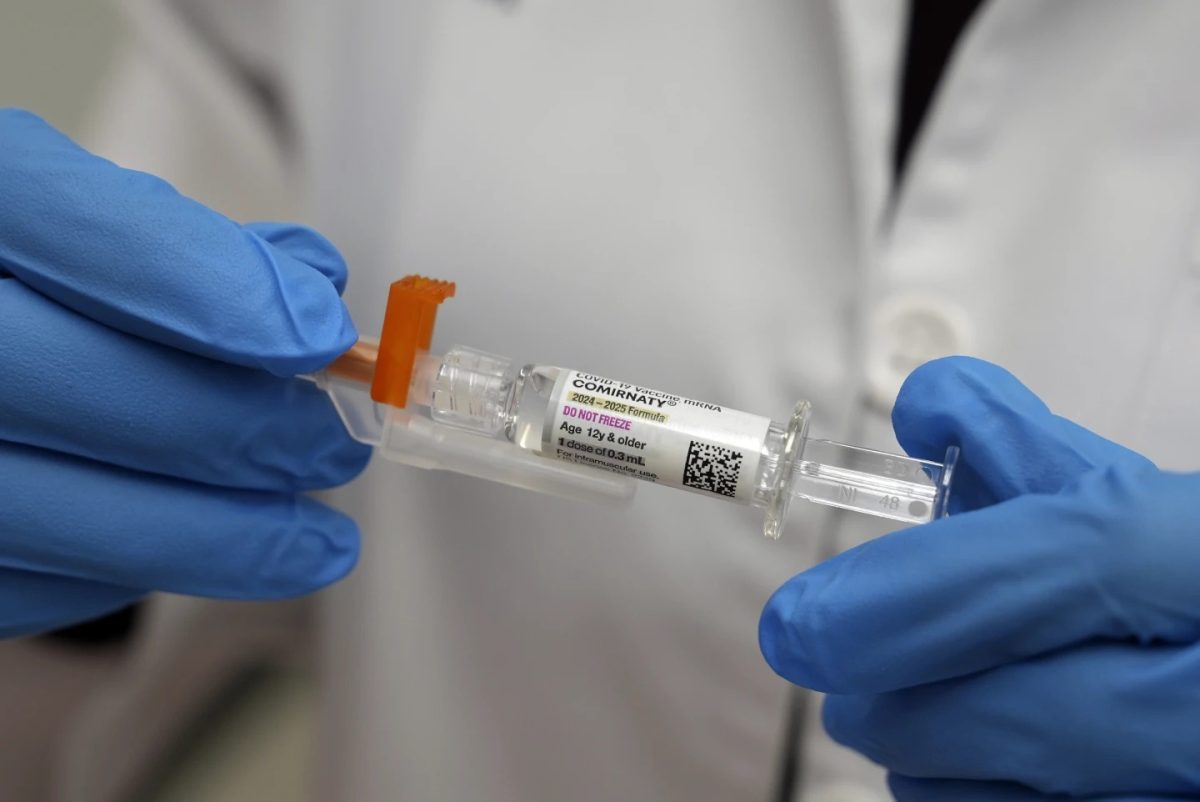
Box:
760, 496, 1087, 693
0, 108, 356, 376
760, 464, 1200, 694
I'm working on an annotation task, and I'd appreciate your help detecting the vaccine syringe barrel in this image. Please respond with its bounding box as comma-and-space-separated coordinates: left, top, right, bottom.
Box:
316, 276, 955, 538
404, 346, 957, 539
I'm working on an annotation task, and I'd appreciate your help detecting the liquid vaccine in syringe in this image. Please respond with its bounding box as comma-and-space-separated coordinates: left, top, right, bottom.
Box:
314, 276, 958, 540
408, 350, 956, 538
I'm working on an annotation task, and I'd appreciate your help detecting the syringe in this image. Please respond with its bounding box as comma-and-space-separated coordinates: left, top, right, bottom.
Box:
312, 277, 957, 539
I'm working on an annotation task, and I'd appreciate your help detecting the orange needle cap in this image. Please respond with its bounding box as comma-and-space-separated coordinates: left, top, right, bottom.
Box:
370, 276, 456, 408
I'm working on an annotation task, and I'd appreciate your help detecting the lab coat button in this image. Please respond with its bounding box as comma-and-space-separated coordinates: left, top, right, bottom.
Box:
809, 782, 888, 802
866, 293, 971, 409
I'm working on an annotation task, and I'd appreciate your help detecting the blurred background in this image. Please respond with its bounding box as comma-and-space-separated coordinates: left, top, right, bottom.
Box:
1, 1, 120, 137
2, 7, 319, 801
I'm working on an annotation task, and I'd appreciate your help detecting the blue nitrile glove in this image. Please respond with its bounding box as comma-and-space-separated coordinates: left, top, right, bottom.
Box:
759, 356, 1200, 801
0, 109, 371, 636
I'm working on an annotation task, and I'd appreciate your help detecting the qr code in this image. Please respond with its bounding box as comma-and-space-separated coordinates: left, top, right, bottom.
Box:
682, 440, 743, 498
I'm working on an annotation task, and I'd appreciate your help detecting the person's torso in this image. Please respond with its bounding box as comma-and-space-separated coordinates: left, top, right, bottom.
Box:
97, 1, 1200, 799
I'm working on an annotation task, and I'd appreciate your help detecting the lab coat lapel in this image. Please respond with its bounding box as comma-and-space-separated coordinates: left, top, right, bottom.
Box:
826, 0, 906, 255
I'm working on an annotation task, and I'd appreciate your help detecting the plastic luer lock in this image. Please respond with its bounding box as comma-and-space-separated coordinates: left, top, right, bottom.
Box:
309, 276, 958, 539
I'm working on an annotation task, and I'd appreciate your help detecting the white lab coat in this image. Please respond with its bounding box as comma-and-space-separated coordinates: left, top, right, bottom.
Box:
80, 1, 1200, 800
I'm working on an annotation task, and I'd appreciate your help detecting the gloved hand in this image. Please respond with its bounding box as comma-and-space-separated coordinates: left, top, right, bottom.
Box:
0, 109, 371, 637
759, 356, 1200, 800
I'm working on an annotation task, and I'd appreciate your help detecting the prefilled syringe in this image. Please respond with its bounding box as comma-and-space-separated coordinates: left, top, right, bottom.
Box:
313, 277, 957, 539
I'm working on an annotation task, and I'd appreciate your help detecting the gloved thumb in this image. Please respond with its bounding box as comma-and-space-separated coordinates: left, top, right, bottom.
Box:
892, 357, 1152, 510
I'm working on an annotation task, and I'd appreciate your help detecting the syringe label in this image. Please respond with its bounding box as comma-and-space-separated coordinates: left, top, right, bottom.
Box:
545, 370, 771, 502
